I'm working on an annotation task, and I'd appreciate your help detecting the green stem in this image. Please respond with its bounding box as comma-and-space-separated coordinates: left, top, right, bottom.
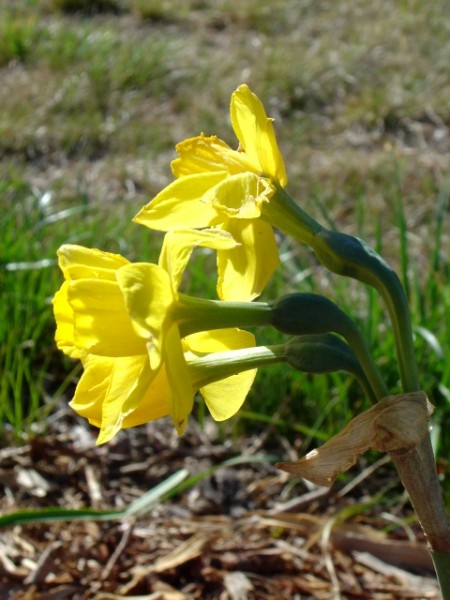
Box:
390, 432, 450, 553
263, 186, 322, 246
265, 189, 450, 583
263, 189, 419, 393
431, 550, 450, 599
176, 294, 273, 337
312, 229, 419, 392
342, 317, 388, 401
188, 344, 286, 388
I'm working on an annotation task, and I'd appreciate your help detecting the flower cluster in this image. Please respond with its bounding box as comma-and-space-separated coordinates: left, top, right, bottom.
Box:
53, 83, 404, 449
53, 85, 291, 443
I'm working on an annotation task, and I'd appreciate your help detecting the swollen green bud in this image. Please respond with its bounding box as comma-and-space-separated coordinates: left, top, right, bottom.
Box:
313, 229, 393, 285
270, 293, 350, 336
284, 333, 358, 373
283, 333, 376, 403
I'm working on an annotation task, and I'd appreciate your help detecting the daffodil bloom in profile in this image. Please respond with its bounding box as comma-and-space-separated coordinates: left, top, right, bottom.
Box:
53, 233, 272, 443
69, 327, 257, 445
133, 84, 289, 302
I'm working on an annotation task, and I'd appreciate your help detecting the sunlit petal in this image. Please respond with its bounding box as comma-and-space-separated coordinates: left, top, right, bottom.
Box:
172, 134, 255, 177
183, 328, 257, 421
184, 330, 257, 421
158, 228, 239, 290
201, 367, 256, 421
133, 172, 226, 231
230, 84, 288, 187
217, 219, 279, 301
70, 355, 170, 445
186, 328, 255, 354
57, 244, 129, 281
122, 366, 171, 428
53, 283, 85, 359
97, 357, 161, 444
116, 263, 174, 370
68, 279, 146, 356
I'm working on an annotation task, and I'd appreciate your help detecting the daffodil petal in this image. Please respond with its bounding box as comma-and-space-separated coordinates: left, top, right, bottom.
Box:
201, 368, 256, 421
133, 172, 226, 231
97, 357, 163, 444
70, 355, 170, 445
184, 329, 257, 421
116, 263, 174, 370
171, 134, 255, 177
121, 366, 171, 428
185, 328, 255, 354
70, 355, 143, 430
230, 84, 288, 187
158, 228, 239, 290
53, 282, 85, 359
164, 325, 194, 434
57, 244, 129, 281
203, 172, 274, 219
68, 279, 146, 356
216, 219, 280, 301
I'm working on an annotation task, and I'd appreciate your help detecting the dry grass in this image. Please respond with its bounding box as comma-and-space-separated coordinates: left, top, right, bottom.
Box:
1, 0, 449, 246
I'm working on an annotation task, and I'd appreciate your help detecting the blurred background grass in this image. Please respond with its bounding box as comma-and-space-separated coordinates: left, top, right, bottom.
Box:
1, 0, 449, 492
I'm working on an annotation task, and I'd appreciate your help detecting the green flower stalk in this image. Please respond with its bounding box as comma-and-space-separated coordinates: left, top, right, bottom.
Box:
187, 332, 374, 404
263, 187, 419, 394
283, 333, 376, 403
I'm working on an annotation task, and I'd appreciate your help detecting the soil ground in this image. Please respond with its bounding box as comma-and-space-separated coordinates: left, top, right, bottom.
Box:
0, 410, 440, 599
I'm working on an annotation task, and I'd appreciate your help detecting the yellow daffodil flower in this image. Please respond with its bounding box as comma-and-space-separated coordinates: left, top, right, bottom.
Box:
53, 233, 263, 443
70, 327, 257, 445
133, 84, 288, 302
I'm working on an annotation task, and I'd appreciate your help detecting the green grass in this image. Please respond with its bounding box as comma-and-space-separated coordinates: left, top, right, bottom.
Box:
1, 0, 449, 489
0, 167, 162, 439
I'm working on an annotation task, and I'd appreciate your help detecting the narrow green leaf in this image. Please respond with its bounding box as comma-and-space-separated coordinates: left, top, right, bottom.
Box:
0, 468, 189, 528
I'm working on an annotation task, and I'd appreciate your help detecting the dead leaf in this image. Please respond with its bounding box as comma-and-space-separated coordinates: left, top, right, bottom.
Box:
278, 392, 433, 486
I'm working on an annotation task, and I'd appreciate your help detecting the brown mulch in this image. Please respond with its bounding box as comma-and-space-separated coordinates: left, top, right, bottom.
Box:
0, 409, 440, 600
